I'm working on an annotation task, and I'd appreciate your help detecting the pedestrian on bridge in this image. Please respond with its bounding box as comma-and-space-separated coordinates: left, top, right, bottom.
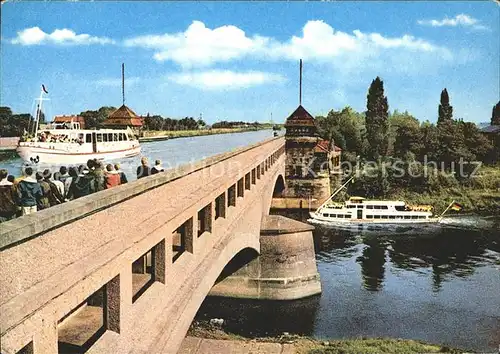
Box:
137, 157, 151, 179
0, 169, 17, 223
17, 167, 42, 215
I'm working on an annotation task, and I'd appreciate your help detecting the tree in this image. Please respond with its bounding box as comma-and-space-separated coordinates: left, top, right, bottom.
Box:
0, 107, 32, 137
316, 106, 365, 156
491, 101, 500, 126
459, 121, 493, 162
79, 106, 116, 129
365, 76, 389, 159
389, 110, 420, 156
436, 119, 472, 169
437, 88, 453, 126
394, 122, 423, 158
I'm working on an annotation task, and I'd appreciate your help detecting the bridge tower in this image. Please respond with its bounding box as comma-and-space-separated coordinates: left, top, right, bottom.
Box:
283, 60, 341, 206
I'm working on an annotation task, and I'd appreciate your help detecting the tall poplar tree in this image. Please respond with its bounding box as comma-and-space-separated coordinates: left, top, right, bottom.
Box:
365, 76, 389, 159
437, 88, 453, 126
491, 101, 500, 126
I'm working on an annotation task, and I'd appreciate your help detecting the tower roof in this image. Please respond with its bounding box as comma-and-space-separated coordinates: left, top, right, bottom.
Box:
102, 105, 143, 127
284, 105, 316, 127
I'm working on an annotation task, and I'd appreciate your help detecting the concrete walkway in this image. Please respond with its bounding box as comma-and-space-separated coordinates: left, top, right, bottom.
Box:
178, 336, 296, 354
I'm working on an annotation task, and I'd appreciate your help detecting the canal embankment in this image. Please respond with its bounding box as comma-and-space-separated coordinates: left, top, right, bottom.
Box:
0, 137, 19, 160
138, 127, 273, 142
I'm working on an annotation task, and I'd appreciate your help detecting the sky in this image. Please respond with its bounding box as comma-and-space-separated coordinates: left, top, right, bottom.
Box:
1, 1, 498, 125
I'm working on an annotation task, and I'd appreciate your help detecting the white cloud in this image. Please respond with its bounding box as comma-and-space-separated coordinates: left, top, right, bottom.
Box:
124, 20, 451, 68
124, 21, 268, 68
11, 27, 115, 45
168, 70, 285, 90
94, 77, 141, 87
417, 14, 488, 30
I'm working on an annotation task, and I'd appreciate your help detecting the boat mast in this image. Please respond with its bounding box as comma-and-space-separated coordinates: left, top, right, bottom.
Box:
315, 175, 355, 212
33, 86, 46, 139
438, 200, 455, 221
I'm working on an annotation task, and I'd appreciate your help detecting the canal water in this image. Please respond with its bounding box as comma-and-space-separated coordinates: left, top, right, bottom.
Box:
1, 130, 498, 352
0, 129, 277, 179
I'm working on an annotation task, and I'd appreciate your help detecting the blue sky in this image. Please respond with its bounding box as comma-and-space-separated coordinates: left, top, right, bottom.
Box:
1, 1, 498, 124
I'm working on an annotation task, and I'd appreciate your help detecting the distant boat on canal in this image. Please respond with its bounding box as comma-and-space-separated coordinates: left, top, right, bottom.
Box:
17, 85, 141, 165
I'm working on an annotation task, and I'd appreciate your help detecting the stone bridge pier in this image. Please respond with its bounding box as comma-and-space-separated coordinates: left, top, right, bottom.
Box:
0, 137, 320, 354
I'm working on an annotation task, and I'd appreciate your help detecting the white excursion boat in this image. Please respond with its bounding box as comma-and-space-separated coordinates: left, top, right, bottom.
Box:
308, 175, 460, 226
17, 86, 141, 165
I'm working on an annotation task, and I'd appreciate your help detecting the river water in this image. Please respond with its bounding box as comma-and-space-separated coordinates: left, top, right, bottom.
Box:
1, 130, 498, 352
195, 216, 500, 353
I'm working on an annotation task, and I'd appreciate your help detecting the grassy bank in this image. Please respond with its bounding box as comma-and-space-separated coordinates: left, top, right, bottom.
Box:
347, 164, 500, 215
139, 127, 269, 141
389, 165, 500, 215
188, 322, 463, 353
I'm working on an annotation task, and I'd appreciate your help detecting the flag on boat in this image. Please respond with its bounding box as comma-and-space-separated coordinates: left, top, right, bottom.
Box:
450, 202, 463, 211
42, 85, 48, 94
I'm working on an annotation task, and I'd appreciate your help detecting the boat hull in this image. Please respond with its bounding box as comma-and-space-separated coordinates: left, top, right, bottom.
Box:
308, 212, 440, 225
16, 144, 141, 165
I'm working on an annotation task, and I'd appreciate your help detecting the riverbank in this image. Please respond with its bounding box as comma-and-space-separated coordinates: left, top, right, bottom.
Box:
139, 127, 272, 142
187, 322, 463, 353
385, 165, 500, 215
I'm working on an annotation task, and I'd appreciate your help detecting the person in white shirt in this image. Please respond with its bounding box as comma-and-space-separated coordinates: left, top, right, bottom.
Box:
151, 159, 165, 175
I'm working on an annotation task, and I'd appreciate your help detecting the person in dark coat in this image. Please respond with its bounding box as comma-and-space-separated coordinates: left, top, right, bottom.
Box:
16, 167, 43, 215
137, 157, 151, 179
91, 159, 106, 193
0, 169, 17, 222
114, 163, 128, 184
35, 172, 51, 210
67, 165, 94, 200
43, 169, 65, 206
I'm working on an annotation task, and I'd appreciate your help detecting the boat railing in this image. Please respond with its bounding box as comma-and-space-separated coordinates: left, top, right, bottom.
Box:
406, 204, 433, 212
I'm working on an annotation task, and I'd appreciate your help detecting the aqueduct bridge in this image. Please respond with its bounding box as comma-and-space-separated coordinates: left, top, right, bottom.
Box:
0, 137, 320, 354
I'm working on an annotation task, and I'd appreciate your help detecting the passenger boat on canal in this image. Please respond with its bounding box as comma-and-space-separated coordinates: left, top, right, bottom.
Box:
308, 175, 461, 226
17, 85, 141, 165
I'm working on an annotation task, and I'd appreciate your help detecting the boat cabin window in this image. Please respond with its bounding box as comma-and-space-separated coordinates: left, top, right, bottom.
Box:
114, 133, 118, 141
367, 215, 373, 219
389, 215, 396, 219
107, 133, 112, 142
357, 205, 363, 209
345, 214, 351, 218
411, 215, 418, 219
86, 134, 92, 143
395, 205, 406, 211
103, 134, 108, 142
366, 205, 373, 209
348, 205, 356, 209
404, 215, 410, 219
374, 215, 381, 219
96, 134, 103, 143
323, 214, 328, 217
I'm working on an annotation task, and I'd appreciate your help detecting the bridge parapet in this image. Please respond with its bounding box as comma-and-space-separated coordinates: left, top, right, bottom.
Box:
0, 137, 285, 354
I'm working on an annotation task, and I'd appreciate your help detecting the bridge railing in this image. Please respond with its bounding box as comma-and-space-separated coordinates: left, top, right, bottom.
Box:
0, 137, 285, 354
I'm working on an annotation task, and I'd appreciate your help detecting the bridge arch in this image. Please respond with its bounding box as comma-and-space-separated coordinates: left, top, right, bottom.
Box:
273, 174, 286, 197
0, 137, 286, 354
